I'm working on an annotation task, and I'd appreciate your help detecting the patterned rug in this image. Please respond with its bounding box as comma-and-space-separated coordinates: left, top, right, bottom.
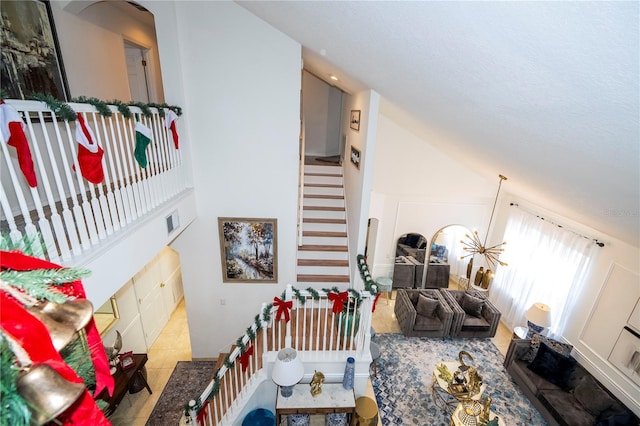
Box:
370, 334, 546, 425
146, 361, 214, 426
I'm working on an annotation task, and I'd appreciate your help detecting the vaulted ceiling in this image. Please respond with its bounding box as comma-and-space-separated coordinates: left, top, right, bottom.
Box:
237, 1, 639, 247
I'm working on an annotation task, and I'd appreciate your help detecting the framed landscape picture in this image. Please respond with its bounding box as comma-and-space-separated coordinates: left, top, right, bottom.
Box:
218, 217, 277, 283
0, 0, 70, 100
350, 110, 361, 131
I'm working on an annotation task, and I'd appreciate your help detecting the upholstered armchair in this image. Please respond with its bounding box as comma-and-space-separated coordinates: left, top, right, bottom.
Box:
393, 256, 415, 288
394, 289, 454, 338
439, 289, 501, 338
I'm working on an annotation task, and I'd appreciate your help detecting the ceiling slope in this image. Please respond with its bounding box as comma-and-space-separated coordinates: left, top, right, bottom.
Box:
237, 1, 639, 247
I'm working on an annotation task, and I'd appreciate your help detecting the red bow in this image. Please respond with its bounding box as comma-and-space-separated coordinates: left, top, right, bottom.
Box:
273, 297, 292, 322
196, 403, 209, 426
372, 293, 381, 312
328, 291, 349, 314
239, 345, 254, 372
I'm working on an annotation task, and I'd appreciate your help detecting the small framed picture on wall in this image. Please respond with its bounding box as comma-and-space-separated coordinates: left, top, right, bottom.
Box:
350, 145, 361, 169
350, 110, 361, 131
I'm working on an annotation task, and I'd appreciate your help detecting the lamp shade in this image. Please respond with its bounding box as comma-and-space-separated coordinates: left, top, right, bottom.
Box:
271, 348, 304, 387
525, 303, 552, 328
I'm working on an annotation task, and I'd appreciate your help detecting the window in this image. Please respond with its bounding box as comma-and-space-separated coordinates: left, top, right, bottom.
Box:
490, 208, 594, 336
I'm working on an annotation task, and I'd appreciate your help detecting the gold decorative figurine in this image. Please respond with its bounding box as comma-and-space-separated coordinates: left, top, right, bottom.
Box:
478, 396, 492, 425
310, 370, 325, 397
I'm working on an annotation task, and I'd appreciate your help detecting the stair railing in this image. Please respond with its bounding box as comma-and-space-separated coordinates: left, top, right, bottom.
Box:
191, 284, 374, 425
0, 99, 189, 262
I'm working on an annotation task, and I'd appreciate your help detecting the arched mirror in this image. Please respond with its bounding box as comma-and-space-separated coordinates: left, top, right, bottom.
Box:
426, 225, 473, 288
394, 232, 428, 288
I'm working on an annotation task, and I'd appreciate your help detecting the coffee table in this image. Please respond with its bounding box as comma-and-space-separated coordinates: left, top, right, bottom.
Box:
431, 360, 485, 414
275, 383, 355, 425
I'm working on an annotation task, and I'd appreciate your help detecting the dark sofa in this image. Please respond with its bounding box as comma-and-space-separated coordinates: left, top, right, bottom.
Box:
504, 337, 639, 426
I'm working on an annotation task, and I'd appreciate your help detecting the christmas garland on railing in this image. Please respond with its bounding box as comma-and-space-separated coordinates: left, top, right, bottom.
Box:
184, 279, 379, 420
22, 93, 183, 121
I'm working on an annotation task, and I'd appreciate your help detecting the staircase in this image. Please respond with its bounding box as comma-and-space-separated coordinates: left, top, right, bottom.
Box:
297, 164, 350, 284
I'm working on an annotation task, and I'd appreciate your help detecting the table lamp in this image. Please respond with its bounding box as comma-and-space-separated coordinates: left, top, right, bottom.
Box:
525, 303, 552, 336
271, 348, 304, 398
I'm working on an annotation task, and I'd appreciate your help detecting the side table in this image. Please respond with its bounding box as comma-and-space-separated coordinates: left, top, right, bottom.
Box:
275, 383, 355, 425
513, 326, 529, 340
98, 353, 152, 416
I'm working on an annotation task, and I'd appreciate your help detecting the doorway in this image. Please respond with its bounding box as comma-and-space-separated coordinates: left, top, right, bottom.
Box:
124, 41, 150, 102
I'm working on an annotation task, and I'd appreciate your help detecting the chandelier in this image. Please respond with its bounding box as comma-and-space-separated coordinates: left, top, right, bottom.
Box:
461, 174, 508, 270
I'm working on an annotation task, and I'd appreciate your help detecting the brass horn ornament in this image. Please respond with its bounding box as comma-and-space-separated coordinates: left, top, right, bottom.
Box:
16, 364, 85, 425
27, 299, 94, 351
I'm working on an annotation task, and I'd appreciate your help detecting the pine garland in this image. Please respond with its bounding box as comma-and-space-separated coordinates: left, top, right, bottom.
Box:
246, 326, 255, 342
31, 93, 77, 122
292, 287, 304, 305
223, 354, 233, 369
128, 101, 153, 118
0, 337, 31, 426
306, 287, 320, 300
72, 96, 112, 117
59, 337, 96, 390
20, 92, 183, 122
235, 337, 246, 354
0, 234, 45, 256
0, 269, 91, 304
110, 99, 132, 119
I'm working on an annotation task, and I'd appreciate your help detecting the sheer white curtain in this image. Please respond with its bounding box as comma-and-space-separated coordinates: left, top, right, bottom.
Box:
490, 208, 595, 336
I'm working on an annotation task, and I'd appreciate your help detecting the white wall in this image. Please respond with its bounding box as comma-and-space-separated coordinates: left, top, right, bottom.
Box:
75, 2, 165, 102
50, 3, 130, 100
302, 71, 342, 157
370, 111, 499, 278
342, 90, 380, 286
148, 2, 302, 358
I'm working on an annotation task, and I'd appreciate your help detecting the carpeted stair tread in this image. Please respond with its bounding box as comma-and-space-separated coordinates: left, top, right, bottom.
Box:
303, 218, 346, 224
297, 274, 350, 282
297, 259, 349, 266
298, 244, 348, 252
302, 231, 347, 237
303, 205, 345, 211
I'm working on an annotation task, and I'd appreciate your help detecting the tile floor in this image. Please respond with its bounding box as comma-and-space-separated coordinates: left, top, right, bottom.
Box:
110, 287, 513, 425
109, 299, 192, 426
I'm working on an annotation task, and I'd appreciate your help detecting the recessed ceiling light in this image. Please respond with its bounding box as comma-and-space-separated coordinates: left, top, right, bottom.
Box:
330, 75, 338, 81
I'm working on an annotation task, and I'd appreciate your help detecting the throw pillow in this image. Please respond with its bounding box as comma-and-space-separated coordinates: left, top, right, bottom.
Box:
522, 333, 573, 362
573, 375, 615, 417
416, 293, 439, 318
527, 341, 577, 390
596, 407, 637, 426
462, 293, 484, 317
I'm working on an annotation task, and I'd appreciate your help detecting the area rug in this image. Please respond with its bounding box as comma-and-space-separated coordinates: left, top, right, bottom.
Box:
146, 361, 214, 426
370, 334, 546, 425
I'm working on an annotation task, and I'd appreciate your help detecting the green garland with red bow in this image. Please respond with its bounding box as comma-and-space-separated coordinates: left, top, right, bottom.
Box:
185, 279, 379, 425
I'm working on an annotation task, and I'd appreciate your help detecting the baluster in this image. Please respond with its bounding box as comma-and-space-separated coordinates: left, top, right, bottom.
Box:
141, 114, 159, 208
63, 119, 99, 245
0, 141, 43, 258
34, 111, 82, 258
51, 113, 89, 253
23, 112, 68, 261
113, 113, 140, 219
85, 112, 113, 236
153, 111, 170, 202
130, 115, 151, 213
0, 186, 23, 245
106, 111, 132, 224
96, 113, 124, 230
159, 111, 175, 199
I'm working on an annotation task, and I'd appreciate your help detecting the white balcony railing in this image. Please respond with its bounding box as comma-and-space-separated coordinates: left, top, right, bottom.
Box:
0, 99, 190, 263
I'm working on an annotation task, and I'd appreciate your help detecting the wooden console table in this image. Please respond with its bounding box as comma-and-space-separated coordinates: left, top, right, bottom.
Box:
98, 353, 152, 416
275, 383, 355, 424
